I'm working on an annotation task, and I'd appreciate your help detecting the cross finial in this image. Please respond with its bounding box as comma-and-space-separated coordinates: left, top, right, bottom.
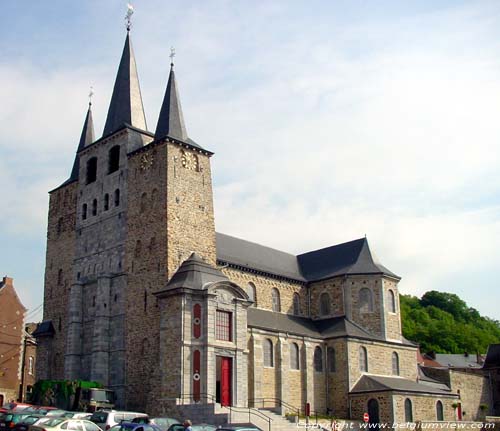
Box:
125, 3, 134, 31
88, 86, 94, 107
170, 46, 176, 68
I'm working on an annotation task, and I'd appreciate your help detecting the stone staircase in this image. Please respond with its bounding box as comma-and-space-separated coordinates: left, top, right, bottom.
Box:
215, 405, 301, 431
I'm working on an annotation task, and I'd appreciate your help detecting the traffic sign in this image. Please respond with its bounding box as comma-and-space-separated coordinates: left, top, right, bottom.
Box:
363, 413, 369, 423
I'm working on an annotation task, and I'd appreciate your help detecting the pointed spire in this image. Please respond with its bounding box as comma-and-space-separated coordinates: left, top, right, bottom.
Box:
154, 52, 189, 142
103, 31, 147, 136
68, 102, 95, 182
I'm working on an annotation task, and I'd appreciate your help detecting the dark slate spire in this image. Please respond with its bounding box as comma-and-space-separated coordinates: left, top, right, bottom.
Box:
154, 63, 189, 142
68, 103, 95, 182
103, 31, 147, 136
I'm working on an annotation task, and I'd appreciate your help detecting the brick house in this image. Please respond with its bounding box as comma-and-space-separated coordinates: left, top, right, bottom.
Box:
35, 24, 481, 424
0, 276, 27, 405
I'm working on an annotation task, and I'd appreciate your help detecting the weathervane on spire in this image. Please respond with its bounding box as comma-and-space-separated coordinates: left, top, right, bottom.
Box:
88, 86, 94, 107
170, 46, 176, 68
125, 3, 134, 31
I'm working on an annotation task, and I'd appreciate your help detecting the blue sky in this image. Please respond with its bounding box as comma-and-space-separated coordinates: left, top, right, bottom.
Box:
1, 0, 500, 323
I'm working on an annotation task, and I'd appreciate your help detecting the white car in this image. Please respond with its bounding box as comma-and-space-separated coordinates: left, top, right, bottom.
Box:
31, 418, 102, 431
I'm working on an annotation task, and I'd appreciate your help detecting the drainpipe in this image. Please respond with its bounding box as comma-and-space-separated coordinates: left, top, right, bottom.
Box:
325, 344, 329, 415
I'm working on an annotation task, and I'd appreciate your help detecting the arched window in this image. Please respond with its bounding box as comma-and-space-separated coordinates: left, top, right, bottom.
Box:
359, 346, 368, 372
293, 293, 301, 315
86, 157, 97, 184
108, 145, 120, 174
104, 194, 109, 211
436, 400, 444, 421
82, 204, 87, 220
271, 288, 281, 312
140, 192, 148, 212
320, 292, 331, 316
151, 188, 158, 209
290, 342, 300, 370
57, 269, 63, 286
314, 346, 323, 372
263, 339, 274, 367
388, 289, 396, 313
247, 282, 256, 306
405, 398, 413, 422
359, 288, 374, 312
392, 352, 400, 376
92, 199, 97, 216
328, 347, 336, 372
114, 189, 120, 206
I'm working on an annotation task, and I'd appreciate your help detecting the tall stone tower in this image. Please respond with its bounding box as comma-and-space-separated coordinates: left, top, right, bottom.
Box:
36, 27, 216, 410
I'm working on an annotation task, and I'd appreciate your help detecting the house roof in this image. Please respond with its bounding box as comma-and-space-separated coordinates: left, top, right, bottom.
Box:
483, 344, 500, 369
434, 353, 483, 369
216, 232, 399, 283
32, 321, 55, 338
350, 375, 456, 396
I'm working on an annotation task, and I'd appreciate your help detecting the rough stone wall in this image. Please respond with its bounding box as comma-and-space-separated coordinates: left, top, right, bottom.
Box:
327, 339, 350, 418
350, 392, 393, 423
38, 183, 77, 380
347, 276, 383, 337
221, 267, 306, 315
450, 370, 492, 420
260, 334, 279, 401
392, 394, 456, 423
309, 279, 345, 319
347, 339, 418, 389
383, 279, 401, 341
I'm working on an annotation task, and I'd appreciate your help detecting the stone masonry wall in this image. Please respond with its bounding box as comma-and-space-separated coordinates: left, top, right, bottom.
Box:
309, 279, 345, 319
392, 394, 457, 423
327, 339, 350, 418
39, 182, 77, 380
383, 279, 401, 341
450, 370, 492, 420
221, 267, 306, 315
347, 276, 383, 337
350, 392, 393, 424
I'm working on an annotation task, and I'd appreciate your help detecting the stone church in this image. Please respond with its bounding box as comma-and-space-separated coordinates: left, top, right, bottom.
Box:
36, 25, 470, 425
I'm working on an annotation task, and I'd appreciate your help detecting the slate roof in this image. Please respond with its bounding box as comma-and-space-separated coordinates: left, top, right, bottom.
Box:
32, 321, 55, 338
350, 375, 456, 396
247, 308, 414, 345
434, 353, 484, 369
483, 344, 500, 369
216, 233, 399, 283
102, 31, 147, 136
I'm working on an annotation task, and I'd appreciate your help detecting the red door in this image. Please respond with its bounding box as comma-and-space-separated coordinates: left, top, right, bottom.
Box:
220, 357, 232, 407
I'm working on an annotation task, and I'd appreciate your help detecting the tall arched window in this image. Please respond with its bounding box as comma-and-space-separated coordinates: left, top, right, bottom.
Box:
247, 282, 256, 306
314, 346, 323, 372
359, 288, 374, 312
86, 157, 97, 184
359, 346, 368, 372
271, 288, 281, 312
290, 342, 300, 370
104, 194, 109, 211
436, 401, 444, 421
320, 292, 331, 316
92, 199, 97, 216
108, 145, 120, 173
82, 203, 87, 220
388, 289, 396, 313
140, 192, 148, 213
151, 188, 158, 209
263, 339, 274, 367
57, 269, 63, 286
114, 189, 120, 206
392, 352, 400, 376
328, 347, 336, 372
405, 398, 413, 422
293, 293, 300, 315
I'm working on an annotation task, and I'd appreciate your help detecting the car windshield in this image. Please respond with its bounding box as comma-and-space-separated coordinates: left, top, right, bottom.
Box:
90, 412, 108, 423
43, 418, 66, 427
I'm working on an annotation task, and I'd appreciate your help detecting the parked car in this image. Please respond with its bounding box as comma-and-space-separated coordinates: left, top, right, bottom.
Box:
139, 418, 179, 431
0, 413, 32, 430
109, 423, 163, 431
31, 418, 102, 431
11, 415, 45, 431
1, 404, 32, 413
90, 411, 148, 430
216, 426, 263, 431
166, 425, 216, 431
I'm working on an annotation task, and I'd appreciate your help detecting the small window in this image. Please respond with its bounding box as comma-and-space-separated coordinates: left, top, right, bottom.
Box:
28, 356, 34, 375
92, 199, 97, 216
108, 145, 120, 174
104, 194, 109, 211
314, 346, 323, 372
359, 288, 374, 313
405, 398, 413, 422
140, 192, 148, 212
216, 310, 232, 342
86, 157, 97, 184
263, 339, 274, 367
392, 352, 400, 376
293, 293, 300, 315
151, 188, 159, 209
328, 347, 336, 372
114, 189, 120, 206
135, 240, 142, 258
58, 269, 63, 286
247, 282, 256, 306
290, 342, 300, 370
82, 204, 87, 220
320, 292, 331, 316
359, 346, 368, 372
436, 400, 444, 421
388, 289, 396, 313
271, 288, 281, 312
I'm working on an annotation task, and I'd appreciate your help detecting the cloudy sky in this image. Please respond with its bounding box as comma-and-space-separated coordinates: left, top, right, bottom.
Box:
1, 0, 499, 322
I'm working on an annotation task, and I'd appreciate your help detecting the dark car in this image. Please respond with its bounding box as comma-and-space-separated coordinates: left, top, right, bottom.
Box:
12, 415, 45, 431
0, 413, 32, 430
166, 425, 216, 431
109, 422, 163, 431
131, 418, 179, 431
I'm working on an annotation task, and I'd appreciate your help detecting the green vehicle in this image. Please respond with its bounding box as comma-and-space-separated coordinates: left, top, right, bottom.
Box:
30, 380, 115, 412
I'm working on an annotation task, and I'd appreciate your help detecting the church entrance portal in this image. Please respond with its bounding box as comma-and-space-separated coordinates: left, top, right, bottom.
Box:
368, 398, 380, 424
216, 356, 232, 406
